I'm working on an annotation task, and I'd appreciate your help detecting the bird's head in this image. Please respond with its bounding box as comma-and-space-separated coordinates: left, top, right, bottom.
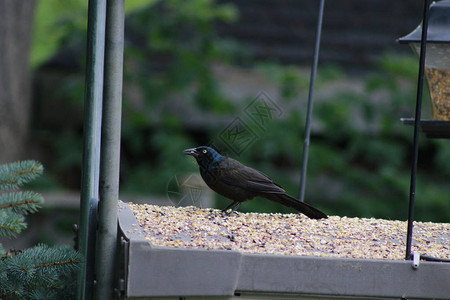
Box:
183, 146, 223, 168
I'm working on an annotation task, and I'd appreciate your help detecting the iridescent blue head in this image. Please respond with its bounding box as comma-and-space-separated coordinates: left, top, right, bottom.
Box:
183, 146, 224, 169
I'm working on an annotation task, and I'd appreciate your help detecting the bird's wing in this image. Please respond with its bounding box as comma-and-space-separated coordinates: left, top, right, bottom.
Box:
245, 178, 286, 194
220, 158, 286, 194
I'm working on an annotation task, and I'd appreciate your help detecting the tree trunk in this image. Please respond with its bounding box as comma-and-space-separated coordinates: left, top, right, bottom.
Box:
0, 0, 36, 163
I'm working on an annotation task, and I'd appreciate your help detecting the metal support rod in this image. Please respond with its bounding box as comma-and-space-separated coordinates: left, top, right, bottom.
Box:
78, 0, 106, 299
94, 0, 125, 298
405, 0, 430, 260
299, 0, 325, 202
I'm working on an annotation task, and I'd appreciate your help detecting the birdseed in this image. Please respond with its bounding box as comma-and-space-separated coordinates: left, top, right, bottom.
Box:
128, 203, 450, 260
426, 68, 450, 121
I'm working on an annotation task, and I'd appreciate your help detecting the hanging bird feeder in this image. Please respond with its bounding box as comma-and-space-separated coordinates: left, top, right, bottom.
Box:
399, 0, 450, 137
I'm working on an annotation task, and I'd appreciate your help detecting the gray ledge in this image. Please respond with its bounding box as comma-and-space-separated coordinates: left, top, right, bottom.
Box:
118, 202, 450, 299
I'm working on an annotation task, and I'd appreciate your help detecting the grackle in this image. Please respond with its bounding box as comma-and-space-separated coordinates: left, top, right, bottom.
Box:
184, 146, 327, 219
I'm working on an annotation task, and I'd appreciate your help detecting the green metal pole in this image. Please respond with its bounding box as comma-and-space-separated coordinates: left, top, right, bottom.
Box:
94, 0, 124, 298
78, 0, 106, 299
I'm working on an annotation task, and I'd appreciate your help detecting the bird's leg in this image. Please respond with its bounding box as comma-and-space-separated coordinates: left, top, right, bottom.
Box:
222, 201, 241, 216
221, 201, 237, 213
228, 202, 241, 214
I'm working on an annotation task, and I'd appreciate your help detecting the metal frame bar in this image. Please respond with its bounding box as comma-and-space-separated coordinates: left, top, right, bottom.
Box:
299, 0, 325, 202
405, 0, 430, 260
94, 0, 125, 298
78, 1, 106, 299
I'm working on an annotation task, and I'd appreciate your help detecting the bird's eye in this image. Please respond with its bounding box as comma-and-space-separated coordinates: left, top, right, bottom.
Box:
202, 149, 207, 154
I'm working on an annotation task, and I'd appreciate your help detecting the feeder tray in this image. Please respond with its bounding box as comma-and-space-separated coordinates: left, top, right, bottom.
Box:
401, 118, 450, 138
118, 202, 450, 299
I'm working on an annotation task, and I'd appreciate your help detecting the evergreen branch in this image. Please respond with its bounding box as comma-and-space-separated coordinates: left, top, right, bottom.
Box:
0, 212, 26, 238
0, 160, 80, 299
0, 160, 43, 190
0, 244, 81, 299
8, 244, 81, 275
34, 258, 79, 270
14, 165, 41, 177
0, 224, 18, 231
0, 191, 43, 215
27, 289, 59, 300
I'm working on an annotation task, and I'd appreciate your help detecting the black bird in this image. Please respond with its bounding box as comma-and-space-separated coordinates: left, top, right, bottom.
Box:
184, 146, 327, 219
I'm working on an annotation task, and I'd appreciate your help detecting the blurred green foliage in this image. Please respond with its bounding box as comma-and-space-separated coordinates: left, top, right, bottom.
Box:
32, 0, 158, 67
120, 0, 240, 194
32, 1, 450, 222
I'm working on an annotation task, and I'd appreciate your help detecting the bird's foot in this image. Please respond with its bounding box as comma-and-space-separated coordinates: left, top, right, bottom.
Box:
221, 208, 237, 216
221, 202, 241, 216
221, 209, 232, 216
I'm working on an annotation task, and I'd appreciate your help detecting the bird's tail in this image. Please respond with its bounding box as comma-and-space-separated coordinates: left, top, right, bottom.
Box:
265, 193, 328, 219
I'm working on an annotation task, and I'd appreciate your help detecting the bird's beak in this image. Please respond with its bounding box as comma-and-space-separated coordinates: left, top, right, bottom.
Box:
183, 148, 198, 157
